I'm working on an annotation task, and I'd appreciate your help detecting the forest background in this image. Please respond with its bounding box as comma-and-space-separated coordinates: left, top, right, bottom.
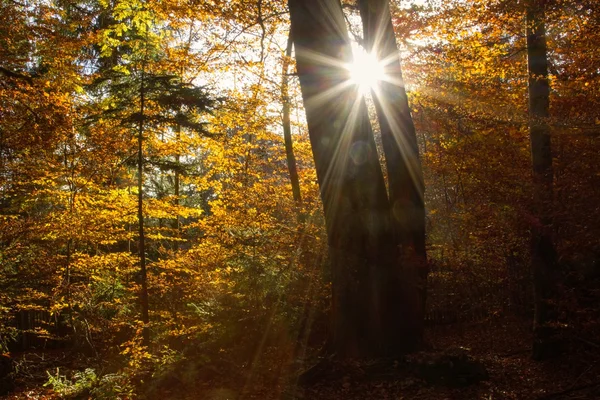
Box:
0, 0, 599, 398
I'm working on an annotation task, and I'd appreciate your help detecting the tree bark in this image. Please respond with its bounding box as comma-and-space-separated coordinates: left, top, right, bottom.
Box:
526, 0, 557, 361
281, 31, 302, 205
357, 0, 426, 256
358, 0, 427, 343
174, 124, 181, 238
138, 62, 150, 345
288, 0, 422, 357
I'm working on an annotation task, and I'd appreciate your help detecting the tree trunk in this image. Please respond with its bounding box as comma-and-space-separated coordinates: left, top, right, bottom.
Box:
288, 0, 422, 357
138, 63, 150, 345
174, 124, 181, 240
281, 31, 302, 205
358, 0, 427, 343
526, 0, 557, 360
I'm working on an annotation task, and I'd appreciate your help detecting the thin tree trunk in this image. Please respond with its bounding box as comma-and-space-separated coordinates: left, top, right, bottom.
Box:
282, 30, 312, 357
63, 140, 76, 334
526, 0, 557, 360
173, 22, 194, 242
282, 31, 302, 205
358, 0, 426, 350
137, 62, 150, 345
174, 124, 181, 237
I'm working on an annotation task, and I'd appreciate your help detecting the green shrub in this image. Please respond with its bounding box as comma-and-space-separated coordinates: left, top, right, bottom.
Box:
45, 368, 134, 399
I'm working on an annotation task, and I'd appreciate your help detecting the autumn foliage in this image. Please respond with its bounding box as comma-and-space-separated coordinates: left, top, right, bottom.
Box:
0, 0, 599, 398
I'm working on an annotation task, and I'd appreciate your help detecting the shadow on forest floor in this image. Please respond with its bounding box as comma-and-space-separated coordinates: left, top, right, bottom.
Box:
2, 315, 600, 399
202, 315, 600, 400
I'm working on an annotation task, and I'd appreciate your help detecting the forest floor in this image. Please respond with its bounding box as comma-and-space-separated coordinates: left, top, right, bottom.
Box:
291, 316, 600, 400
3, 315, 600, 399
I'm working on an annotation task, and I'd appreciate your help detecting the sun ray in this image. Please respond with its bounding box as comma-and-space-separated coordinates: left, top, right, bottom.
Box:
320, 91, 370, 227
375, 92, 425, 202
294, 47, 358, 109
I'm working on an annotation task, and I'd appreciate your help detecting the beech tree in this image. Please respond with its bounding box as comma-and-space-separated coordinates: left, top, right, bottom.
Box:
358, 0, 428, 311
358, 0, 426, 255
526, 0, 557, 360
288, 0, 425, 357
281, 31, 302, 206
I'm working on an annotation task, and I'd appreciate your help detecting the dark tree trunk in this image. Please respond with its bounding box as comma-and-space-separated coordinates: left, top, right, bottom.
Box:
288, 0, 422, 357
526, 0, 557, 360
138, 63, 150, 345
281, 31, 302, 205
358, 0, 427, 342
174, 124, 181, 242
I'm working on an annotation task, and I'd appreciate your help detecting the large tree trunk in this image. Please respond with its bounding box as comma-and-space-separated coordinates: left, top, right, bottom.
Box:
526, 0, 557, 360
358, 0, 427, 344
288, 0, 422, 357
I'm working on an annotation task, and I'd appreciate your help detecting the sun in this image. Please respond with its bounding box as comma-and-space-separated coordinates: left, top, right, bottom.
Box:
347, 44, 387, 94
